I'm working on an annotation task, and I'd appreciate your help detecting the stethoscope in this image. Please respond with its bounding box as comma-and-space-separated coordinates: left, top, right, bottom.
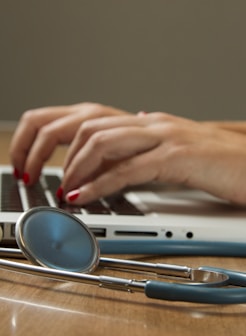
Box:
1, 207, 246, 304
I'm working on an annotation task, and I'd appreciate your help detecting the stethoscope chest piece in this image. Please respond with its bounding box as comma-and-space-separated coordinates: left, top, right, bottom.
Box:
15, 207, 100, 273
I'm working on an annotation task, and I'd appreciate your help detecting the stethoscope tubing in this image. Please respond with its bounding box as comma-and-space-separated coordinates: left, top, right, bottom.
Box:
99, 240, 246, 256
145, 280, 246, 304
144, 266, 246, 304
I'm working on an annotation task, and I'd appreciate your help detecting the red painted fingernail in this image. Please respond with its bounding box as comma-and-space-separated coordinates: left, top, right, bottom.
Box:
67, 190, 80, 202
23, 172, 30, 184
13, 167, 20, 179
56, 186, 63, 200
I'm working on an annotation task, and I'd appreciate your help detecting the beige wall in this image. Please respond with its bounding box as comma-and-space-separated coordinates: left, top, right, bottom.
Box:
0, 0, 245, 122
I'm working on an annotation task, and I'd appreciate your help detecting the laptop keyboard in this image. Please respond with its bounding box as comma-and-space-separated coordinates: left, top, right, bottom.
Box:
1, 173, 144, 216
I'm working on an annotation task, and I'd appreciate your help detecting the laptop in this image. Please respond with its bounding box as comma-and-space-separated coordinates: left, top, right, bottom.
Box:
1, 164, 246, 255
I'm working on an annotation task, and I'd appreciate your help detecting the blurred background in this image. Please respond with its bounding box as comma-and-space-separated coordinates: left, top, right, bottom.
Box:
0, 0, 245, 124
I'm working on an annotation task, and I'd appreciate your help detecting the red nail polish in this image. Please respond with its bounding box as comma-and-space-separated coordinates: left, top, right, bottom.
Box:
23, 172, 30, 184
13, 168, 20, 179
56, 186, 63, 200
67, 190, 80, 202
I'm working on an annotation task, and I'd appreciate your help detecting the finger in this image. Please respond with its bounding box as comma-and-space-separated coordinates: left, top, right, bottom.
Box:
63, 114, 148, 171
63, 111, 176, 171
64, 111, 183, 171
22, 112, 90, 184
9, 106, 74, 177
62, 126, 161, 194
65, 149, 161, 204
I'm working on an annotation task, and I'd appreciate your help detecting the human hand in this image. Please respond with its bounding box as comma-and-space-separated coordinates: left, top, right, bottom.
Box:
60, 112, 246, 206
9, 102, 129, 183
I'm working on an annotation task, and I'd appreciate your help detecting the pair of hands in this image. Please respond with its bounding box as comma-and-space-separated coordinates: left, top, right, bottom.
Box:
9, 102, 246, 206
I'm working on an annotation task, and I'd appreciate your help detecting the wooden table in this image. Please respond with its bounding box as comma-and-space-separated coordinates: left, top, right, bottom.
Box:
0, 130, 246, 336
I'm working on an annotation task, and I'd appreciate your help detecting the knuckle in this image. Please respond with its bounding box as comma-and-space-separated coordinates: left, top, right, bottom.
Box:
21, 107, 53, 124
150, 112, 175, 123
88, 131, 109, 150
78, 120, 96, 139
20, 109, 36, 123
79, 102, 104, 114
37, 124, 54, 140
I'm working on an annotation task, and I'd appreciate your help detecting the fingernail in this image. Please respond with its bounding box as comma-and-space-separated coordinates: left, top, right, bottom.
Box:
67, 190, 80, 202
23, 172, 30, 184
137, 111, 147, 116
56, 186, 63, 200
13, 167, 20, 179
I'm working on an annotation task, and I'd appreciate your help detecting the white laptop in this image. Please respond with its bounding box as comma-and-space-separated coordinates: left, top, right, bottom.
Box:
1, 164, 246, 255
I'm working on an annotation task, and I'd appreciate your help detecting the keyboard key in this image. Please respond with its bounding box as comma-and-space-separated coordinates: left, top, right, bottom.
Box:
45, 175, 61, 193
83, 200, 111, 215
58, 202, 82, 214
26, 182, 49, 207
105, 194, 144, 216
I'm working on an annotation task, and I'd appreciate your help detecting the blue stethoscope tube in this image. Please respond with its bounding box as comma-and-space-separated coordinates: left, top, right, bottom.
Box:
99, 240, 246, 257
145, 280, 246, 304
